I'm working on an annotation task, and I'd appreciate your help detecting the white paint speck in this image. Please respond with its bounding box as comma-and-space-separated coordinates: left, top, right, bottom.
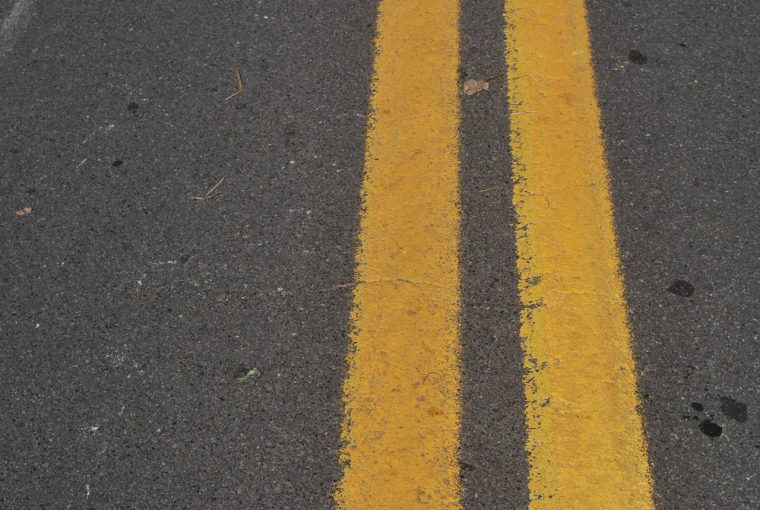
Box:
82, 123, 116, 145
150, 260, 178, 267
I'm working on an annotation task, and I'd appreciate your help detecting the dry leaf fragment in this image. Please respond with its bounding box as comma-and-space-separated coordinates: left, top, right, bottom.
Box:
463, 78, 490, 96
15, 207, 32, 216
235, 368, 260, 384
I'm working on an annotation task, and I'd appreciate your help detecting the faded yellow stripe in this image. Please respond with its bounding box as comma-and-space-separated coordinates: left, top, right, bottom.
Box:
505, 1, 654, 508
333, 0, 462, 509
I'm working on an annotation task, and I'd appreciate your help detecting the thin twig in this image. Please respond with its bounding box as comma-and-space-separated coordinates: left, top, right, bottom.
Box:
225, 69, 245, 100
321, 282, 357, 292
191, 177, 225, 201
477, 186, 503, 193
205, 177, 225, 195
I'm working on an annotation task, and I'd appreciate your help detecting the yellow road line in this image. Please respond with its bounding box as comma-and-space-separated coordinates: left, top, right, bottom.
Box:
333, 0, 461, 508
504, 1, 654, 508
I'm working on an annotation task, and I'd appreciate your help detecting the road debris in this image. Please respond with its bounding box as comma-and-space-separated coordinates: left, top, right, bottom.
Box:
15, 207, 32, 216
191, 177, 225, 201
463, 78, 490, 95
225, 69, 245, 100
235, 367, 260, 384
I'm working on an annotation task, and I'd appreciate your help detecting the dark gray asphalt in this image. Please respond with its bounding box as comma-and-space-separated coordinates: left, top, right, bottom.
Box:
459, 1, 528, 508
1, 0, 758, 508
1, 1, 373, 507
589, 1, 760, 508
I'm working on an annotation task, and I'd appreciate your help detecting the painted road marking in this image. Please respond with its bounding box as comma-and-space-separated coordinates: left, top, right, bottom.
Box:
333, 0, 462, 508
505, 1, 654, 508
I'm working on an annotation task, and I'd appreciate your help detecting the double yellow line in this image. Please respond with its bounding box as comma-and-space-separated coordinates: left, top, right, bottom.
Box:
334, 0, 654, 508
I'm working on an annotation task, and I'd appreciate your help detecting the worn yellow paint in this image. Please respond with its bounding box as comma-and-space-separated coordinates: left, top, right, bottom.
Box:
333, 0, 462, 509
504, 1, 654, 508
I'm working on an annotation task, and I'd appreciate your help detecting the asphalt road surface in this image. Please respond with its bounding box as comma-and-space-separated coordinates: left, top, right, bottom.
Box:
1, 0, 758, 508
